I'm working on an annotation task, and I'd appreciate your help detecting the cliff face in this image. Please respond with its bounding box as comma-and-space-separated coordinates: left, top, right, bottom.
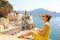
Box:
0, 0, 13, 17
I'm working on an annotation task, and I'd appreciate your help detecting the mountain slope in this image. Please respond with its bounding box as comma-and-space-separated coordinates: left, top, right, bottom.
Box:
28, 8, 60, 17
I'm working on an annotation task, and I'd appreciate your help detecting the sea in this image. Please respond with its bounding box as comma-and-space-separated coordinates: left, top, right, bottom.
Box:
33, 17, 60, 40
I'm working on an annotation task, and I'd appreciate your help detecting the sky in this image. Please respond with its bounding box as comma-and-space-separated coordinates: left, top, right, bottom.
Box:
8, 0, 60, 12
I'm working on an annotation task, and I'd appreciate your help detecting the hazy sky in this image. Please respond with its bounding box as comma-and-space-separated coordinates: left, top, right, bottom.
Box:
9, 0, 60, 12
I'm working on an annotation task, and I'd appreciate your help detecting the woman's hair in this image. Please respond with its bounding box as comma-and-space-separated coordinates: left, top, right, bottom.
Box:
43, 14, 52, 21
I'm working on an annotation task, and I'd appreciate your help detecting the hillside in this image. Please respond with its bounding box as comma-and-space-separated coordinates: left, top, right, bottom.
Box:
28, 8, 60, 17
0, 0, 13, 17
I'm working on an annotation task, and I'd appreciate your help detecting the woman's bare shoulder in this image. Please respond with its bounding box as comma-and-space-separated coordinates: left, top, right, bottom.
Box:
45, 22, 50, 25
44, 22, 50, 28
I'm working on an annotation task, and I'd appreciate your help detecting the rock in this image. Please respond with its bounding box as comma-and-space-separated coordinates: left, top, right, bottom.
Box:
0, 34, 30, 40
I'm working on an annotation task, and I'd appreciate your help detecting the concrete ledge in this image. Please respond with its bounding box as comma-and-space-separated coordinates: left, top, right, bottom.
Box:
0, 34, 29, 40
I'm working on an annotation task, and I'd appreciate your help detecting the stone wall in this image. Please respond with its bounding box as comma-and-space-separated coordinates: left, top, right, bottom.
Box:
0, 26, 22, 35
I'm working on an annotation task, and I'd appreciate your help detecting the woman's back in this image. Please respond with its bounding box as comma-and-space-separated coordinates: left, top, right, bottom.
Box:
33, 22, 50, 40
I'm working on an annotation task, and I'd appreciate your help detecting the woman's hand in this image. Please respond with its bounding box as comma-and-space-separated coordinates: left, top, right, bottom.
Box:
33, 28, 38, 31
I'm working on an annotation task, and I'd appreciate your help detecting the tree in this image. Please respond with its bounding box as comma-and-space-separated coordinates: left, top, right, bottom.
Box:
0, 0, 13, 17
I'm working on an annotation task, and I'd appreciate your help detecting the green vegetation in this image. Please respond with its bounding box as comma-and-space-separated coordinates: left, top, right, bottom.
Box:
0, 0, 13, 17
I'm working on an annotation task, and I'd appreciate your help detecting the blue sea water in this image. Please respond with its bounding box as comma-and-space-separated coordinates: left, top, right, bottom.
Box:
33, 17, 60, 40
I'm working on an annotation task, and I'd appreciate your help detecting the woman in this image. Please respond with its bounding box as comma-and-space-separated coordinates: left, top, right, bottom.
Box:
17, 14, 52, 40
